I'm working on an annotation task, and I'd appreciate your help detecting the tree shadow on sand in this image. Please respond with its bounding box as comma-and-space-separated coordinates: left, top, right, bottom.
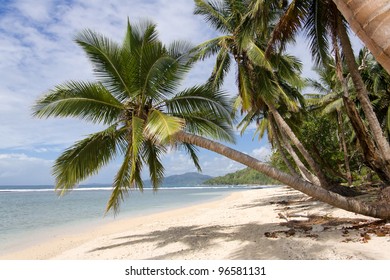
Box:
86, 188, 386, 259
87, 220, 377, 259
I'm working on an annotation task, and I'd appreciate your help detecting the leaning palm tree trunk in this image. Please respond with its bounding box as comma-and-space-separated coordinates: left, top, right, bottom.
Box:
268, 104, 329, 188
332, 0, 390, 74
270, 120, 300, 177
176, 131, 390, 219
277, 122, 321, 185
337, 18, 390, 182
337, 109, 353, 185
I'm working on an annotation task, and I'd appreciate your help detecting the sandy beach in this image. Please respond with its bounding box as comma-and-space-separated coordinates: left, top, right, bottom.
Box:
1, 186, 390, 260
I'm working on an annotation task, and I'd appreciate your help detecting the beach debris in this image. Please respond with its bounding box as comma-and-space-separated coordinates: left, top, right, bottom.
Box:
264, 231, 278, 238
311, 224, 325, 233
278, 212, 289, 222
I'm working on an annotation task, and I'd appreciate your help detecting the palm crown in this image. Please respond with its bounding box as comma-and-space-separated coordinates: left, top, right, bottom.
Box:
33, 20, 234, 213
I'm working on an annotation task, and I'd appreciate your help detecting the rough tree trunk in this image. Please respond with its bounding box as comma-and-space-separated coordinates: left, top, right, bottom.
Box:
176, 131, 390, 219
268, 103, 329, 188
337, 17, 390, 182
337, 109, 353, 185
270, 120, 300, 177
332, 0, 390, 74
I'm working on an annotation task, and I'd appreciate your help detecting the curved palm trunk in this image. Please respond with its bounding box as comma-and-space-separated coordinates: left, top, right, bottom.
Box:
337, 18, 390, 182
337, 109, 353, 185
332, 0, 390, 74
333, 31, 390, 183
278, 123, 321, 185
176, 131, 390, 219
268, 104, 330, 188
270, 120, 300, 177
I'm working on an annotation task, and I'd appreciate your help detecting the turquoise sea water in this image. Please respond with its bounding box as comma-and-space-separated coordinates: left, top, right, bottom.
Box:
0, 185, 262, 254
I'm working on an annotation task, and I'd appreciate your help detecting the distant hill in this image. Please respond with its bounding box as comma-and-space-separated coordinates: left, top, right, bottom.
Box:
144, 172, 213, 187
204, 168, 280, 185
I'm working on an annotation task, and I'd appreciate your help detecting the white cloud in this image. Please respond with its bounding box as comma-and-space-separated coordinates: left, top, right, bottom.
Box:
0, 153, 53, 185
251, 147, 272, 162
201, 156, 245, 176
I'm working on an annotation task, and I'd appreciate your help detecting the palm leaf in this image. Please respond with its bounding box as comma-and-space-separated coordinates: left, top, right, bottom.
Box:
130, 116, 145, 179
106, 144, 132, 214
75, 29, 132, 101
303, 0, 330, 66
194, 0, 231, 34
32, 81, 123, 125
54, 125, 125, 194
182, 113, 235, 143
165, 85, 232, 123
245, 40, 273, 71
191, 36, 231, 61
266, 0, 310, 55
145, 110, 185, 143
237, 65, 253, 111
209, 48, 232, 89
143, 140, 166, 189
321, 98, 343, 115
180, 143, 202, 172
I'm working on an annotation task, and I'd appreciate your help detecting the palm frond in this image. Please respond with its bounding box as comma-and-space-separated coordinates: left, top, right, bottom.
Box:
191, 36, 230, 62
254, 117, 269, 140
266, 0, 309, 55
142, 55, 181, 102
321, 98, 343, 115
194, 0, 231, 34
143, 140, 166, 190
245, 40, 273, 71
75, 29, 132, 101
208, 48, 232, 89
387, 106, 390, 133
180, 143, 202, 172
54, 125, 125, 194
32, 81, 123, 125
106, 144, 132, 214
130, 116, 145, 178
145, 110, 185, 143
168, 40, 194, 66
182, 113, 235, 143
236, 109, 257, 135
123, 19, 159, 51
237, 65, 253, 111
165, 85, 232, 124
303, 0, 331, 66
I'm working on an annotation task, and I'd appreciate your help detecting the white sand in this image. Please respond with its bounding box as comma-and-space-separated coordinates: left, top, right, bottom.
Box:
1, 186, 390, 260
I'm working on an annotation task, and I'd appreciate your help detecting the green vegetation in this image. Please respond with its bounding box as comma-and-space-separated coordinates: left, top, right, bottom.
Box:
204, 168, 280, 185
144, 172, 212, 187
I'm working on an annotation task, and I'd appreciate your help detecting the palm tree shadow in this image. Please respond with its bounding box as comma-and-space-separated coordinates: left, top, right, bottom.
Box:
86, 220, 365, 259
88, 225, 234, 257
86, 188, 374, 259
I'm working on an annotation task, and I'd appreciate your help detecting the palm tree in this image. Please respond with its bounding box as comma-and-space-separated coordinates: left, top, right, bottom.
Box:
33, 20, 234, 213
332, 0, 390, 74
33, 19, 390, 219
359, 48, 390, 137
266, 0, 390, 183
306, 64, 353, 185
193, 0, 329, 188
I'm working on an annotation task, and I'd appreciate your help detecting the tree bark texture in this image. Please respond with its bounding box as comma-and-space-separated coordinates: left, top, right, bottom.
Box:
176, 131, 390, 219
333, 0, 390, 74
337, 19, 390, 183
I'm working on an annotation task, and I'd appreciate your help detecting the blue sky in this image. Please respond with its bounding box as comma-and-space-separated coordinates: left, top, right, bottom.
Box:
0, 0, 361, 185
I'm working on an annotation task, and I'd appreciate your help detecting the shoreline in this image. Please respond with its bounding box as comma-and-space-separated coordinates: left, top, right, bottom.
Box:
1, 186, 390, 260
0, 187, 245, 260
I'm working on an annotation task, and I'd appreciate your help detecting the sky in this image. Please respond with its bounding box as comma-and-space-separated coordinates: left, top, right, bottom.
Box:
0, 0, 361, 186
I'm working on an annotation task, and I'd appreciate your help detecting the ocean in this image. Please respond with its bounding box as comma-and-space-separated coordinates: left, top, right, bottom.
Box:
0, 184, 263, 254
